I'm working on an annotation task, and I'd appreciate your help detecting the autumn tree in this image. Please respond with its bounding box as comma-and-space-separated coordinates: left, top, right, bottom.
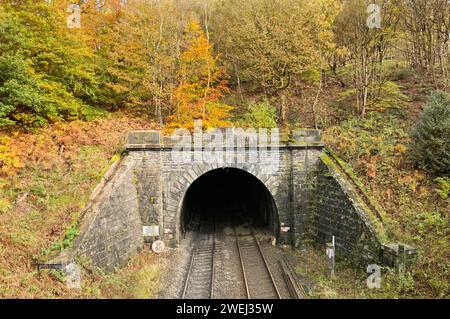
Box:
0, 0, 100, 128
97, 0, 183, 122
166, 19, 232, 131
211, 0, 339, 125
399, 0, 449, 88
333, 0, 402, 117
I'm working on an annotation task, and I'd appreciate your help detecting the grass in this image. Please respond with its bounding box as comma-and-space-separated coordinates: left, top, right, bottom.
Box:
41, 224, 79, 257
322, 107, 449, 298
72, 247, 168, 299
294, 246, 418, 298
0, 112, 159, 298
128, 258, 165, 298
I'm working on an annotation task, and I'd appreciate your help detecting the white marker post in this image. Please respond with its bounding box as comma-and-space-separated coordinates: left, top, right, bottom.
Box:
326, 236, 335, 280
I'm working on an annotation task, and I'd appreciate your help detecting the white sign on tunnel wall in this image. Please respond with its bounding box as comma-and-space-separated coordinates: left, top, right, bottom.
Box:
143, 225, 160, 237
281, 226, 290, 232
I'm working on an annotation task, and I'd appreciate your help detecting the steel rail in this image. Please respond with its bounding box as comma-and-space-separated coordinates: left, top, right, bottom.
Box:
233, 226, 281, 299
253, 233, 281, 299
182, 218, 216, 299
234, 227, 251, 299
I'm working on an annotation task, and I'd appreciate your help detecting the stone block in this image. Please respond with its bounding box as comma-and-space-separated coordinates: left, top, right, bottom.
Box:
126, 131, 161, 147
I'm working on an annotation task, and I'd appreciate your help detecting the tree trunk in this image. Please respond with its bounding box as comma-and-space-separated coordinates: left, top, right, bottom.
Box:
234, 63, 244, 104
280, 92, 287, 125
312, 72, 322, 129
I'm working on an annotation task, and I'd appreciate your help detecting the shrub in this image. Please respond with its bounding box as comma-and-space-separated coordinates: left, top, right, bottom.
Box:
0, 136, 23, 176
239, 100, 278, 128
435, 177, 450, 200
410, 91, 450, 176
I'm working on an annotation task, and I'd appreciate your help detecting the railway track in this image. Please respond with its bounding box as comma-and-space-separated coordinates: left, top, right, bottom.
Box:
235, 230, 281, 299
182, 214, 307, 299
182, 219, 216, 299
280, 259, 308, 299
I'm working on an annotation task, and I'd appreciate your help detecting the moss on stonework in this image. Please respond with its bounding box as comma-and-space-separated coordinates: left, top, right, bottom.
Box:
99, 152, 122, 178
132, 169, 139, 185
346, 232, 383, 266
320, 151, 388, 243
324, 150, 387, 218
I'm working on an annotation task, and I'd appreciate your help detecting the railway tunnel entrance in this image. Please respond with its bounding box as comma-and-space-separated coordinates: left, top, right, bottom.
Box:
179, 167, 279, 238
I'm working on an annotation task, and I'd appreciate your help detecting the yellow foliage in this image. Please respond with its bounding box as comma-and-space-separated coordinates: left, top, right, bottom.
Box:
0, 198, 12, 214
397, 170, 425, 193
166, 19, 233, 131
394, 143, 408, 155
0, 136, 24, 177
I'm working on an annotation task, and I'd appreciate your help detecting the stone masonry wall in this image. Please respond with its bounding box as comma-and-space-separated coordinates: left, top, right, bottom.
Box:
306, 158, 382, 263
291, 148, 323, 247
71, 156, 143, 271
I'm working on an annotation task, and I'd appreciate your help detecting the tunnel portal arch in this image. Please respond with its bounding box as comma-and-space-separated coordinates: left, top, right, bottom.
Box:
174, 167, 280, 242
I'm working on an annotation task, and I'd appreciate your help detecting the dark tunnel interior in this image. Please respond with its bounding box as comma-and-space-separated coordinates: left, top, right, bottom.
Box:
180, 167, 279, 236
